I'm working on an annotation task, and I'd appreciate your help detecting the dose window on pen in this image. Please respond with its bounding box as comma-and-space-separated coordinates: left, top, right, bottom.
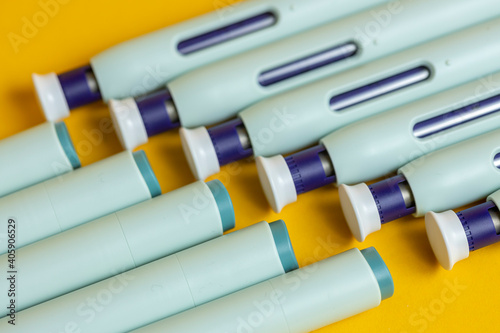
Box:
413, 94, 500, 139
258, 42, 359, 87
178, 12, 277, 55
330, 66, 431, 111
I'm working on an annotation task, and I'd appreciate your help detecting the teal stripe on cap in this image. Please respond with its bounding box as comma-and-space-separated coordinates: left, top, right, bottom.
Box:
269, 220, 299, 273
55, 122, 80, 169
133, 150, 162, 198
207, 180, 235, 232
361, 247, 394, 300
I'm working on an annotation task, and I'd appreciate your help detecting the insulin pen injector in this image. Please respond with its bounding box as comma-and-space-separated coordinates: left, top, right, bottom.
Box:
184, 60, 432, 184
257, 68, 500, 213
0, 121, 80, 198
1, 221, 299, 333
425, 189, 500, 270
339, 129, 500, 242
0, 180, 234, 315
113, 0, 500, 151
0, 150, 161, 252
179, 13, 500, 184
181, 14, 497, 185
184, 57, 437, 188
32, 0, 386, 122
132, 247, 394, 333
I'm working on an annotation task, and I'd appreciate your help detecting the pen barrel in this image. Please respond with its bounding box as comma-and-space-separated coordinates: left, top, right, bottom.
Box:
241, 16, 500, 158
0, 181, 231, 316
132, 248, 391, 333
0, 151, 158, 252
0, 221, 296, 333
174, 0, 500, 129
325, 71, 500, 185
400, 129, 500, 216
0, 122, 79, 197
92, 0, 383, 101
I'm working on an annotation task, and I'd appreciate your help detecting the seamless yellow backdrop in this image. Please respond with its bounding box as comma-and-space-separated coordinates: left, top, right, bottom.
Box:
0, 0, 497, 332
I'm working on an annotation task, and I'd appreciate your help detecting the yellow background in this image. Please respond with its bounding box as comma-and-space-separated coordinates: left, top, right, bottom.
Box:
0, 0, 497, 332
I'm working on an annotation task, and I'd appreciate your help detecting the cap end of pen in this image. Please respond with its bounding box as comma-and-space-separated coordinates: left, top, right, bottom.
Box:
110, 98, 149, 150
339, 183, 381, 242
33, 72, 70, 122
425, 210, 470, 270
180, 126, 220, 180
256, 155, 297, 213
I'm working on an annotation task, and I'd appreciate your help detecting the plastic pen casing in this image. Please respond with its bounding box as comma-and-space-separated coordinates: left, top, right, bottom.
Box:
132, 248, 393, 333
0, 150, 161, 252
0, 221, 298, 333
173, 0, 500, 129
272, 71, 500, 207
0, 180, 234, 316
0, 122, 80, 197
117, 0, 500, 150
325, 72, 500, 185
35, 0, 387, 121
184, 17, 500, 183
242, 17, 500, 158
92, 0, 381, 101
400, 130, 500, 216
340, 129, 500, 242
260, 72, 500, 213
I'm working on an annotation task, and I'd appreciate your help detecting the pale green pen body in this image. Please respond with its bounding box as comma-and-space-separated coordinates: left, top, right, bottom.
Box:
0, 180, 234, 317
133, 248, 393, 333
325, 71, 500, 185
0, 221, 298, 333
93, 0, 387, 101
0, 150, 160, 253
0, 122, 79, 198
175, 0, 500, 128
398, 129, 500, 216
238, 15, 500, 158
